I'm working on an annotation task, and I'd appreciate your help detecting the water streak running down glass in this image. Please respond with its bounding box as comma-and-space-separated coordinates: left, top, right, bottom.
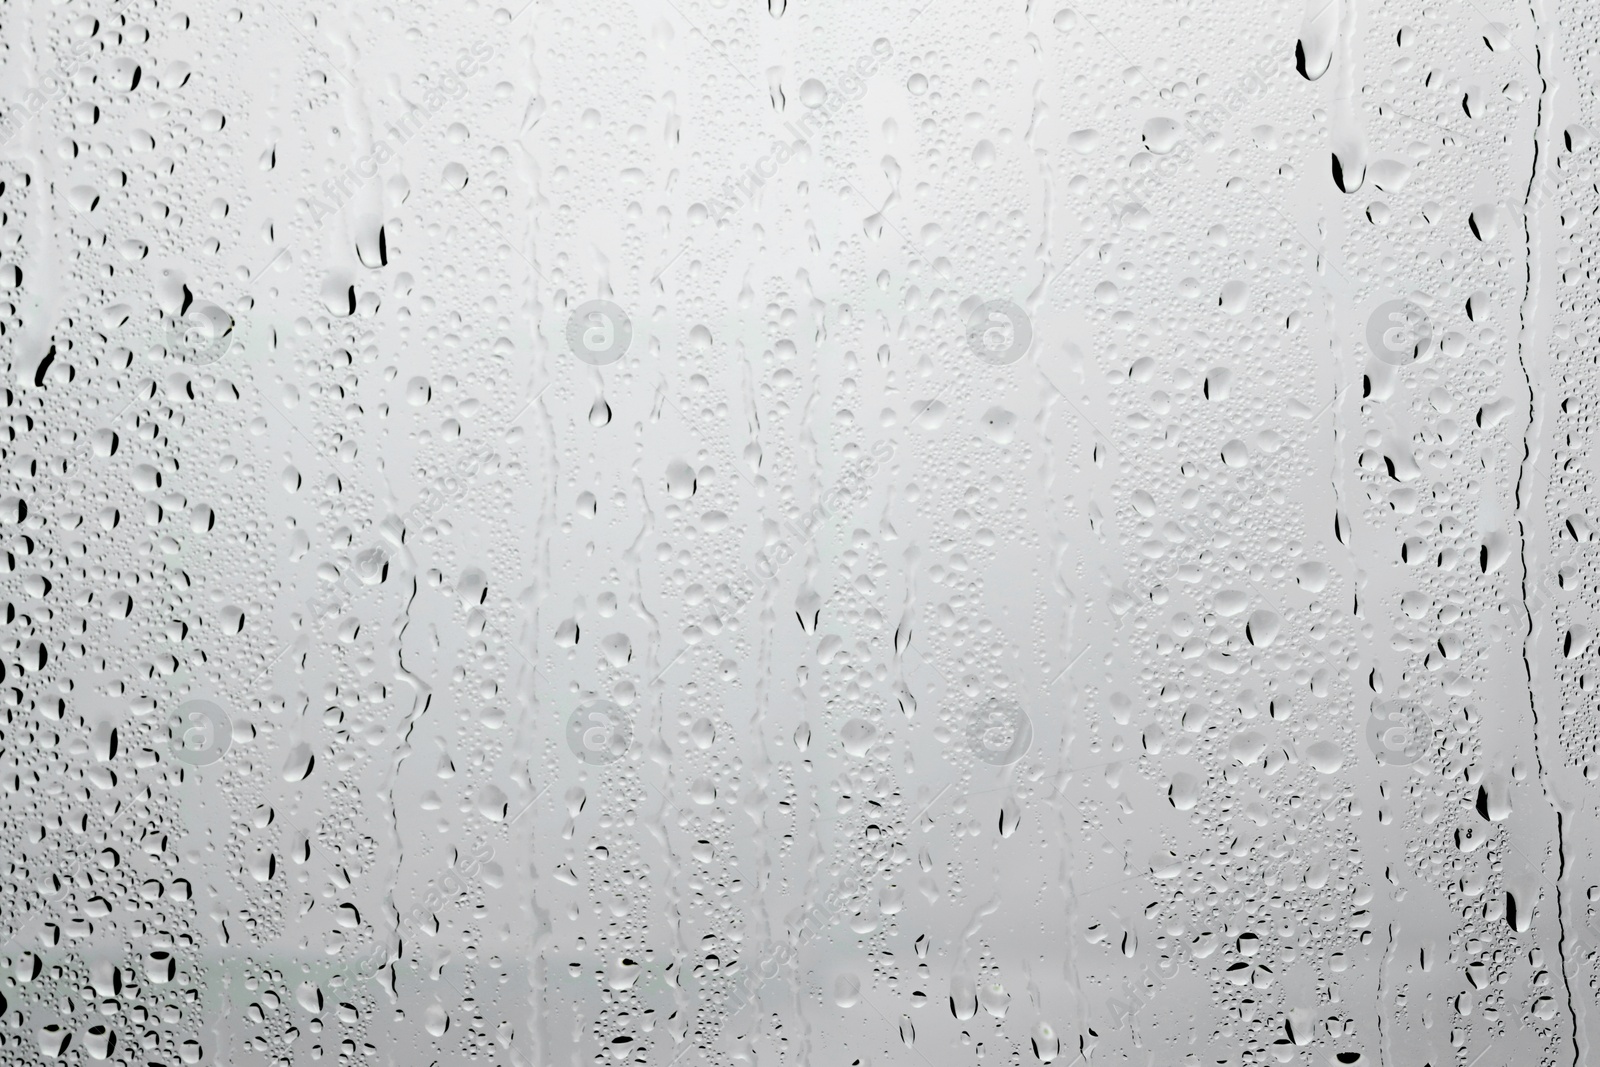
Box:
0, 0, 1597, 1065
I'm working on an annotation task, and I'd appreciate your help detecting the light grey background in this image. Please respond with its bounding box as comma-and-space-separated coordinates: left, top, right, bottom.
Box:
0, 0, 1596, 1064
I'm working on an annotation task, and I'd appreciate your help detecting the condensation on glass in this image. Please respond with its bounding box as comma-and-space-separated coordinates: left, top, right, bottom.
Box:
0, 0, 1596, 1065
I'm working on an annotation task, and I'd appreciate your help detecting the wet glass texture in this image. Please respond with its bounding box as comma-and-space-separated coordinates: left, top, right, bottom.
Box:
1, 0, 1598, 1065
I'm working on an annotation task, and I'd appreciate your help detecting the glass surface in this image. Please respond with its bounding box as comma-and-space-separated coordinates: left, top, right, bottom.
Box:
0, 0, 1596, 1064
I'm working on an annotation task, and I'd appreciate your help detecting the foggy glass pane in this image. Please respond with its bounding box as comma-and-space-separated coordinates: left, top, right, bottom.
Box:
0, 0, 1596, 1065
